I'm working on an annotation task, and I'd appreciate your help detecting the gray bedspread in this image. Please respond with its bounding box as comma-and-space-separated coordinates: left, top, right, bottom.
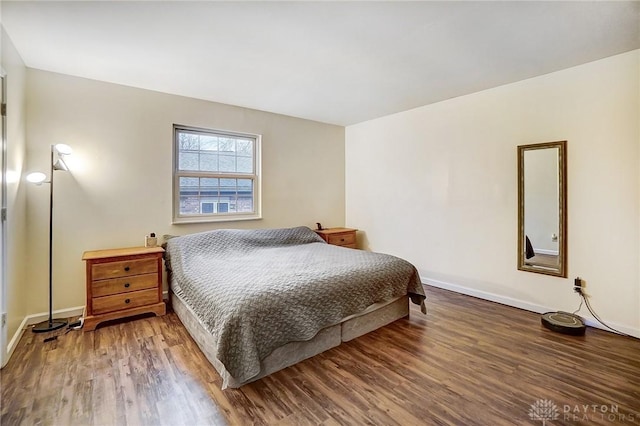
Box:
165, 226, 426, 386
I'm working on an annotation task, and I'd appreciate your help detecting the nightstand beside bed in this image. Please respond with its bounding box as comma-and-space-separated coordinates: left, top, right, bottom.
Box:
82, 246, 166, 331
314, 227, 357, 249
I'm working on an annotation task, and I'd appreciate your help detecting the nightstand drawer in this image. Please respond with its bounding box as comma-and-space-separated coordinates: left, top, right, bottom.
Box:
91, 257, 157, 280
92, 288, 159, 315
92, 273, 158, 297
328, 232, 356, 246
314, 227, 358, 249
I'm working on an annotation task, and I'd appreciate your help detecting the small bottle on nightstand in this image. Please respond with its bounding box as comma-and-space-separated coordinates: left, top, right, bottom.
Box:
145, 232, 158, 247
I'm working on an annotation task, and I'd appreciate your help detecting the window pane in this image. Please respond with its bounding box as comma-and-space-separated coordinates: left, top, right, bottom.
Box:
237, 178, 252, 188
219, 138, 236, 153
200, 136, 218, 151
179, 177, 198, 192
237, 156, 253, 173
181, 177, 199, 187
178, 152, 199, 171
179, 177, 200, 214
201, 177, 219, 186
199, 178, 219, 198
199, 152, 218, 172
179, 176, 254, 216
236, 139, 253, 156
180, 195, 200, 215
179, 178, 236, 210
219, 155, 236, 172
237, 180, 253, 212
179, 132, 200, 151
237, 196, 253, 213
177, 130, 255, 174
219, 178, 236, 193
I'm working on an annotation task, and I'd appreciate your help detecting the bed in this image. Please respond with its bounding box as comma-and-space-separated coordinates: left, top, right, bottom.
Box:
164, 226, 426, 389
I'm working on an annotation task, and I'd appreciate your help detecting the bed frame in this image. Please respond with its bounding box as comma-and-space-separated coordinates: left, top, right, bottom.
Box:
170, 291, 409, 388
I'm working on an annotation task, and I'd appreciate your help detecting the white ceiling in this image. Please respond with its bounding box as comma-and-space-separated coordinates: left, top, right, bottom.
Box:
2, 1, 639, 126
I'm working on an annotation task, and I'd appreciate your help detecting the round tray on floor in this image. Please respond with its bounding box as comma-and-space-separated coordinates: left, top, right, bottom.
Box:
541, 311, 586, 336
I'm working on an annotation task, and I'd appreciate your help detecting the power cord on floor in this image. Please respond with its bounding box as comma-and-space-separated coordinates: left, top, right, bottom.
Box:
573, 287, 633, 338
42, 317, 84, 343
571, 298, 583, 315
69, 317, 84, 330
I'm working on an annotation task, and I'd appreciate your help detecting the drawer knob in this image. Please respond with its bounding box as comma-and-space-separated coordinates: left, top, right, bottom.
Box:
124, 266, 130, 272
341, 238, 345, 242
125, 298, 131, 304
124, 283, 130, 288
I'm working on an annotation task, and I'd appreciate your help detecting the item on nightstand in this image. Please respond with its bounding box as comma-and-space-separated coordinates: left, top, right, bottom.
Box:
316, 222, 323, 230
145, 232, 157, 247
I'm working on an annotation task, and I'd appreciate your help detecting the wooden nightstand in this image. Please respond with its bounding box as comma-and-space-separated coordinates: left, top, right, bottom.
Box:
314, 227, 358, 249
82, 246, 166, 331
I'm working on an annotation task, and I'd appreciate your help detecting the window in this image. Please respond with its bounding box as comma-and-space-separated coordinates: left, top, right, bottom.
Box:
173, 125, 261, 223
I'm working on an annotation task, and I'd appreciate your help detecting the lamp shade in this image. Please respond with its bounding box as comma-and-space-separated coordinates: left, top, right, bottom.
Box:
54, 144, 72, 156
53, 159, 69, 171
26, 172, 47, 184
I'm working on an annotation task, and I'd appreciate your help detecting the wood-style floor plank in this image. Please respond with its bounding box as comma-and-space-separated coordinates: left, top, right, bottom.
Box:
1, 286, 639, 425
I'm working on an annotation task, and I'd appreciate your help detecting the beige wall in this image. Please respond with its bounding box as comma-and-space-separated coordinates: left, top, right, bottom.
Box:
1, 26, 28, 359
346, 50, 639, 336
26, 70, 345, 313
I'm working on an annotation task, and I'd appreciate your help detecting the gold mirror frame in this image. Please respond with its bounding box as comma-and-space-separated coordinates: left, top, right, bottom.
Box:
518, 141, 567, 277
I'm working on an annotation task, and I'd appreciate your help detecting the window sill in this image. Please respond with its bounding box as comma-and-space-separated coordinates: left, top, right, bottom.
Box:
172, 215, 262, 225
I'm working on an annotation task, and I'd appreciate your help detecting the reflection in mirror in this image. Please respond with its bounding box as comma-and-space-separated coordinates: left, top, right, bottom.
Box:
518, 141, 567, 277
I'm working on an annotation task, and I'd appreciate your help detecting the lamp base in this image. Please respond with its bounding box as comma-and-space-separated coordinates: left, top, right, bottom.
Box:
32, 319, 68, 333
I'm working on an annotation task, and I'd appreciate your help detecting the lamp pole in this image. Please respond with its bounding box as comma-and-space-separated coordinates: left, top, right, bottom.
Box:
32, 145, 67, 333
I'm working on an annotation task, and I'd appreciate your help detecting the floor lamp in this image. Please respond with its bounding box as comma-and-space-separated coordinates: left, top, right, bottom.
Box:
26, 143, 72, 333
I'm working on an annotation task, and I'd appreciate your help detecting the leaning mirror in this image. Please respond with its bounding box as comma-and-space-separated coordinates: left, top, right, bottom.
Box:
518, 141, 567, 277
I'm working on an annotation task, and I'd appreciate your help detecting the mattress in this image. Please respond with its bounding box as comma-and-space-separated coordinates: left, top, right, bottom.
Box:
171, 290, 409, 388
164, 226, 426, 387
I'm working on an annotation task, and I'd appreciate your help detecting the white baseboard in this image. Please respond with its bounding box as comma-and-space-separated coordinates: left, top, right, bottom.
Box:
423, 277, 639, 339
5, 315, 29, 368
3, 305, 86, 368
533, 248, 559, 256
25, 305, 85, 327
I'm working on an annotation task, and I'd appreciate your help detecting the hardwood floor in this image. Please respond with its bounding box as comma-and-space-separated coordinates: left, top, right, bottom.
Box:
2, 286, 639, 425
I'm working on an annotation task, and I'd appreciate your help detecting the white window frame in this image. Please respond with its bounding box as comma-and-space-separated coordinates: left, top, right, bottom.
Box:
172, 124, 261, 224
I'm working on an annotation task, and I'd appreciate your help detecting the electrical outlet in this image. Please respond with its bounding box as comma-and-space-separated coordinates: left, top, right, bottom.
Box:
573, 277, 584, 293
